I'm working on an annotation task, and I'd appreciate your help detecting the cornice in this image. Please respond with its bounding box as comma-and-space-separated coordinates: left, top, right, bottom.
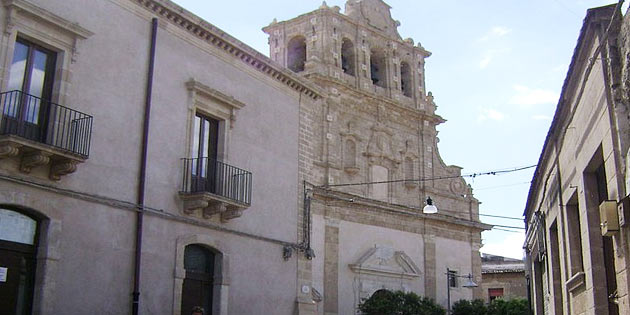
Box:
4, 0, 94, 38
129, 0, 323, 100
313, 187, 492, 231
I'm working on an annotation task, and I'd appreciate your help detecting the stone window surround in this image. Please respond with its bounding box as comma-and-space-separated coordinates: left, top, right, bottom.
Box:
173, 234, 230, 315
0, 0, 92, 104
184, 79, 245, 162
181, 79, 248, 221
340, 131, 362, 174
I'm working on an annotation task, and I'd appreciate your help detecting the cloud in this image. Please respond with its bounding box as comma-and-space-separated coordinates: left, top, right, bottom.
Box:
477, 107, 505, 122
532, 115, 551, 121
481, 232, 525, 260
479, 55, 493, 69
509, 85, 559, 107
479, 26, 512, 41
478, 49, 508, 69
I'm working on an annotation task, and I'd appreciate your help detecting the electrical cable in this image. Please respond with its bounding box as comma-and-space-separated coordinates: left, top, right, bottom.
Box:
491, 223, 525, 230
474, 181, 531, 191
479, 213, 524, 221
321, 164, 536, 188
492, 227, 524, 233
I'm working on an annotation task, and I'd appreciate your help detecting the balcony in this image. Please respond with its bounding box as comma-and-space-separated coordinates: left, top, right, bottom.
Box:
180, 157, 252, 221
0, 90, 92, 180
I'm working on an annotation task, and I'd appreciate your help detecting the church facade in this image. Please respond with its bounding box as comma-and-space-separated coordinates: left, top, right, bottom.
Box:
264, 1, 490, 314
0, 0, 489, 314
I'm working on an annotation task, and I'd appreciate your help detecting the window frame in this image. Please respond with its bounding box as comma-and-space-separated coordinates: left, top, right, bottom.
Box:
1, 0, 92, 107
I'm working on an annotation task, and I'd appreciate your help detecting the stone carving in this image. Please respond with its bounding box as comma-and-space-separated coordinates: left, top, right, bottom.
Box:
221, 208, 243, 221
50, 159, 78, 180
20, 151, 51, 173
365, 124, 398, 165
345, 0, 402, 39
203, 202, 226, 218
0, 142, 20, 158
349, 246, 420, 279
350, 246, 421, 303
450, 178, 466, 195
180, 193, 246, 222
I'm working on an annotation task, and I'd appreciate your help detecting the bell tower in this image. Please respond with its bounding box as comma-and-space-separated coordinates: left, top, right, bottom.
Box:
263, 0, 433, 110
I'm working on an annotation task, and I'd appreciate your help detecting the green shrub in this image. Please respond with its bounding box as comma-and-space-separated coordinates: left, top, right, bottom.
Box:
487, 298, 529, 315
452, 299, 487, 315
358, 290, 446, 315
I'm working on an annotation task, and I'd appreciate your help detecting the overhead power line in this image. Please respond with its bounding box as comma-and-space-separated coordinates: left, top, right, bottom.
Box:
492, 227, 524, 233
322, 165, 536, 188
479, 213, 524, 221
491, 223, 525, 230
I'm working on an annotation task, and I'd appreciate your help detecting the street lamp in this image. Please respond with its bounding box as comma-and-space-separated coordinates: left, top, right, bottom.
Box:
446, 268, 478, 314
423, 197, 438, 214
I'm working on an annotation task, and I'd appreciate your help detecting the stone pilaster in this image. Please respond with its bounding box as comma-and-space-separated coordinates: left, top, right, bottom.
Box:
470, 237, 483, 300
324, 221, 339, 315
424, 233, 436, 300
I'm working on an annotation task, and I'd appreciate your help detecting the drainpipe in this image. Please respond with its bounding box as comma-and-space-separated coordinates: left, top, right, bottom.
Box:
132, 17, 158, 315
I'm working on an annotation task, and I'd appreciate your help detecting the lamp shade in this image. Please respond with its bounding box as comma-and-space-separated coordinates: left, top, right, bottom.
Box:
423, 197, 438, 214
462, 274, 478, 288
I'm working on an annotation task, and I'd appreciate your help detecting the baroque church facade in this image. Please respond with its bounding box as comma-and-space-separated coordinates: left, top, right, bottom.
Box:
0, 0, 489, 314
264, 1, 491, 314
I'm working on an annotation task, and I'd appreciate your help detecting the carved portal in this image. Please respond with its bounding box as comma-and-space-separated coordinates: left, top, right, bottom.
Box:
349, 246, 421, 303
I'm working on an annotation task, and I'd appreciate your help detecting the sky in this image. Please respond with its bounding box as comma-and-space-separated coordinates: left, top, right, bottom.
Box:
171, 0, 627, 259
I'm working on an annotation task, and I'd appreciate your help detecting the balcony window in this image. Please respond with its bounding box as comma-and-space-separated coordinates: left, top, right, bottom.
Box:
0, 38, 92, 180
4, 39, 55, 140
181, 80, 250, 221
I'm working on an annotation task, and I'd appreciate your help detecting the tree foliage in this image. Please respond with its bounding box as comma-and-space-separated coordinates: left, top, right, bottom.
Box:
358, 290, 446, 315
452, 299, 487, 315
487, 298, 529, 315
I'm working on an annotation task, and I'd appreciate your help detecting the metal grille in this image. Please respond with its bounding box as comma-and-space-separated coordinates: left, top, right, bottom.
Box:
0, 90, 93, 157
181, 157, 252, 205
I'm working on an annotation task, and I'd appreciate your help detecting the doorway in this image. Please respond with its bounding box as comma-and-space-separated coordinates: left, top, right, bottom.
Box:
0, 208, 38, 315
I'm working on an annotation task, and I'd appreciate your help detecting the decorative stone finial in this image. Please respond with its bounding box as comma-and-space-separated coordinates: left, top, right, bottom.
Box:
270, 18, 277, 25
427, 92, 434, 104
320, 1, 328, 9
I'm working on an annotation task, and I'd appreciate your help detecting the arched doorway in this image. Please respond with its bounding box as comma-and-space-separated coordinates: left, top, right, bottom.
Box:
0, 207, 38, 315
181, 244, 216, 315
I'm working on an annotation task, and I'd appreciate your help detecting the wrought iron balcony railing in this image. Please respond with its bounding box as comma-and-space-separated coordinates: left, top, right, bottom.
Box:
181, 157, 252, 206
0, 90, 93, 157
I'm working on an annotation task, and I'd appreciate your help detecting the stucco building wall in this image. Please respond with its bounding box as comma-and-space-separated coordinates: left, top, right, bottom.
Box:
524, 4, 630, 315
0, 0, 321, 314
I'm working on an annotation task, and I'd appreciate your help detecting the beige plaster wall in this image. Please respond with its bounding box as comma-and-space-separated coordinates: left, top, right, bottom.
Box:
336, 219, 424, 314
434, 237, 474, 307
0, 0, 311, 314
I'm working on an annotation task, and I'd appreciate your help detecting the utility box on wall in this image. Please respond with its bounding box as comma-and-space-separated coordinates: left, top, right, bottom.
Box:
600, 200, 619, 236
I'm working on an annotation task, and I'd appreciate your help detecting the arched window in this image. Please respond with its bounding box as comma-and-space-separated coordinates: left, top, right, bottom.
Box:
0, 208, 38, 314
181, 244, 216, 315
287, 36, 306, 73
344, 139, 356, 168
341, 39, 355, 76
370, 48, 386, 88
400, 61, 412, 97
